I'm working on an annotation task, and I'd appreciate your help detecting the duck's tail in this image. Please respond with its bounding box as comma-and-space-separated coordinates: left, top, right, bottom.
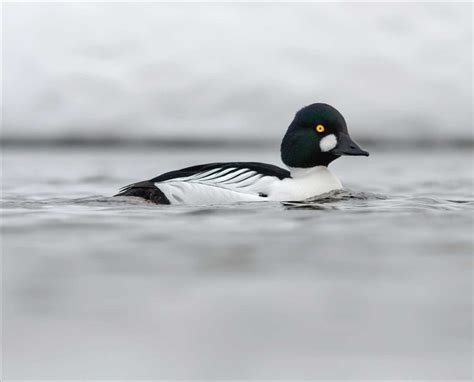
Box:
114, 181, 170, 204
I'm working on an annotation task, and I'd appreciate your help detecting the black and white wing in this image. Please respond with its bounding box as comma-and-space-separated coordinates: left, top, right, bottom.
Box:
116, 162, 291, 205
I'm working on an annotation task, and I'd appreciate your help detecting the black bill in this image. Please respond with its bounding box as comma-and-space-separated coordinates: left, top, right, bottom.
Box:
331, 133, 369, 156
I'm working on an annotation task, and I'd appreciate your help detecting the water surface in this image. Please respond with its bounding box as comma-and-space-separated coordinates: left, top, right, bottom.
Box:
2, 146, 472, 379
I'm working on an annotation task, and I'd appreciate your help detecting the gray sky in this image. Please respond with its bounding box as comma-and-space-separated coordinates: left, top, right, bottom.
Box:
3, 2, 472, 141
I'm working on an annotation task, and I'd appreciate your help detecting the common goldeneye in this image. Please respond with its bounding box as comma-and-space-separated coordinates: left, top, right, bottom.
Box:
116, 103, 369, 204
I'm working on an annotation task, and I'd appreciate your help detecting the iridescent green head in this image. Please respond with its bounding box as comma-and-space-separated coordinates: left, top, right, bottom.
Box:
281, 103, 369, 168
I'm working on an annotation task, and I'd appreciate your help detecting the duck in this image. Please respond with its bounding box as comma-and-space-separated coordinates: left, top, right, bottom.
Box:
115, 103, 369, 205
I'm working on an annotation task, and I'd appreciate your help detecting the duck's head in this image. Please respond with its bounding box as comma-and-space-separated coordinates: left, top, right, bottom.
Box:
281, 103, 369, 168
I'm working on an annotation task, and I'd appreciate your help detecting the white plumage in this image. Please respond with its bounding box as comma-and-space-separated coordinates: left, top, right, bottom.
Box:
319, 134, 338, 152
156, 165, 342, 205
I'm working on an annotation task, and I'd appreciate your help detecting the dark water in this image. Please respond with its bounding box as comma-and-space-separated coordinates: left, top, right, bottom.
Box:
2, 147, 473, 379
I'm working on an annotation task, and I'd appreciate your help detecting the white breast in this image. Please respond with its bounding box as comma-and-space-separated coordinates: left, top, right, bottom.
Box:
267, 166, 342, 201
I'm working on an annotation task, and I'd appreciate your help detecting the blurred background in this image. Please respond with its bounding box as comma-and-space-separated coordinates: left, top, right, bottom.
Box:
3, 2, 472, 144
2, 2, 473, 380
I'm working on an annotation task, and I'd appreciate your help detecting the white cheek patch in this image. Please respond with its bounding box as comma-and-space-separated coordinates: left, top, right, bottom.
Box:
319, 134, 337, 152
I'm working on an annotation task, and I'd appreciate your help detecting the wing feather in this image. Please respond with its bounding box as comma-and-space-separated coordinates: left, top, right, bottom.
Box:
118, 162, 291, 204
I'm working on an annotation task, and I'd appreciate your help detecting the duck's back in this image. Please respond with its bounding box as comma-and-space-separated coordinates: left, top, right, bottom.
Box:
116, 162, 291, 205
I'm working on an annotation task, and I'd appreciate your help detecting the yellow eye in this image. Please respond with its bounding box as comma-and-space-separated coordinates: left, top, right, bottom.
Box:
315, 124, 325, 133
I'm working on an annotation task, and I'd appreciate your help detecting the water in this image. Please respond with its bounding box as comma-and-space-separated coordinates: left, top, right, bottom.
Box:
2, 146, 473, 379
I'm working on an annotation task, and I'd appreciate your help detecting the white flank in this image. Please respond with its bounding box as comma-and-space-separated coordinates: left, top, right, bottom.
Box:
154, 165, 343, 205
156, 168, 275, 205
319, 134, 338, 152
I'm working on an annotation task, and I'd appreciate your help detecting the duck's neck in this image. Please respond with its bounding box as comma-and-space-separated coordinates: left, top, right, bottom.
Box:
289, 165, 334, 179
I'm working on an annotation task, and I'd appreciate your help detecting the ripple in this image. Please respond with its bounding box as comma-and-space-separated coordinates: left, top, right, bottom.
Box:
2, 188, 473, 216
282, 189, 473, 212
